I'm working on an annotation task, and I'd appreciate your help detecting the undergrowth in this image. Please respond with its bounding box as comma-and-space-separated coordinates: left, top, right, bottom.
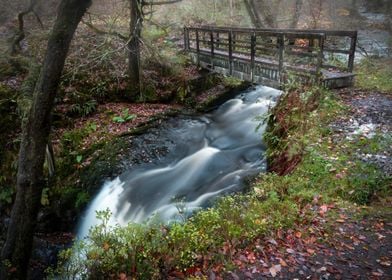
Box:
355, 57, 392, 93
51, 82, 390, 279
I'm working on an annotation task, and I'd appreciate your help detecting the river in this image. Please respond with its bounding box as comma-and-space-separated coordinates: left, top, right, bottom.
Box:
77, 86, 281, 238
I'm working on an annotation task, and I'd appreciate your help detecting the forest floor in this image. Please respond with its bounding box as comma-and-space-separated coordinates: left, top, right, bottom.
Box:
224, 88, 392, 280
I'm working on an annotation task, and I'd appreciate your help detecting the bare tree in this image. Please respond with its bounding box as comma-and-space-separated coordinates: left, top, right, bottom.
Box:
0, 0, 92, 278
243, 0, 282, 28
9, 0, 43, 55
127, 0, 182, 101
308, 0, 323, 29
290, 0, 303, 29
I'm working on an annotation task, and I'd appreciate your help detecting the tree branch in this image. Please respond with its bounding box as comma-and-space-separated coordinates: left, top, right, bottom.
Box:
81, 18, 128, 41
10, 0, 42, 55
142, 0, 182, 6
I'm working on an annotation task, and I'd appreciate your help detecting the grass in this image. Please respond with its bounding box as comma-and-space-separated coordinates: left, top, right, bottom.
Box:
355, 57, 392, 93
51, 82, 391, 279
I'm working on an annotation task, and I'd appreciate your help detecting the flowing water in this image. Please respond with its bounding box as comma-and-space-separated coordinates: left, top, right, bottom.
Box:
77, 86, 281, 238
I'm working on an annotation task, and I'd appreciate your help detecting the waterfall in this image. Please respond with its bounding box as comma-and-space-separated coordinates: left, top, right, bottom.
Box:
77, 85, 281, 238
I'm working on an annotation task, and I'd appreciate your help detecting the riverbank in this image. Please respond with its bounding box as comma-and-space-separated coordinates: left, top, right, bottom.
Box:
46, 69, 391, 279
227, 86, 392, 280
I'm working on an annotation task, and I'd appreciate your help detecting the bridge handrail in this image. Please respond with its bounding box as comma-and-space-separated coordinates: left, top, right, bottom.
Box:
198, 25, 357, 38
184, 26, 357, 73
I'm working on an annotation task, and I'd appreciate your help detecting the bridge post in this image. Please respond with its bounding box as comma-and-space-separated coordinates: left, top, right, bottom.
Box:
210, 29, 214, 69
348, 31, 357, 73
250, 32, 256, 83
316, 35, 325, 83
229, 30, 233, 75
232, 33, 236, 52
278, 33, 284, 85
196, 29, 200, 66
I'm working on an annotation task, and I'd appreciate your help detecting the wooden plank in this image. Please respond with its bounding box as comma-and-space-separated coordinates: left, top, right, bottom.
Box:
198, 25, 357, 37
196, 29, 200, 66
229, 30, 233, 75
285, 50, 318, 57
285, 45, 319, 52
284, 32, 325, 40
210, 30, 214, 68
348, 31, 357, 72
278, 34, 284, 83
323, 48, 351, 54
316, 35, 324, 80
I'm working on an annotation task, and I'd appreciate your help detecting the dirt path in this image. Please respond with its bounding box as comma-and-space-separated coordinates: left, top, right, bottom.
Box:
331, 89, 392, 177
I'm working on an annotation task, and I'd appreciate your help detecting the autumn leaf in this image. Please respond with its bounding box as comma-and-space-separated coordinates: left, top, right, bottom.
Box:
269, 264, 281, 277
319, 204, 328, 216
279, 259, 288, 267
306, 248, 315, 255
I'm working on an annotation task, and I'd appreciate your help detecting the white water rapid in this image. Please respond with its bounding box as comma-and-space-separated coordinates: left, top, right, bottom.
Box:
77, 86, 281, 238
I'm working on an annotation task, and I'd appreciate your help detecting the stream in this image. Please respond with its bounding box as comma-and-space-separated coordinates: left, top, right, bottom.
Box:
77, 86, 281, 238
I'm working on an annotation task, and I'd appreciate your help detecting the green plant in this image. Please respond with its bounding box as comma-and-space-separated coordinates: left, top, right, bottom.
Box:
69, 99, 97, 117
0, 185, 14, 204
222, 76, 242, 87
76, 155, 83, 164
112, 109, 137, 123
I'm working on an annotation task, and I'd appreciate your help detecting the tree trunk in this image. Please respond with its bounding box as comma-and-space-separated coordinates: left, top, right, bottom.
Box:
0, 0, 91, 278
290, 0, 303, 29
243, 0, 263, 28
128, 0, 142, 101
230, 0, 234, 25
244, 0, 282, 29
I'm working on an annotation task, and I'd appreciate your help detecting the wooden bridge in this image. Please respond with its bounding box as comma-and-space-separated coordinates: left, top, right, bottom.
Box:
183, 26, 357, 89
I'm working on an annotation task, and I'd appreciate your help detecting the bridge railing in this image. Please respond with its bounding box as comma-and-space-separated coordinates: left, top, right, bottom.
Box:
184, 26, 357, 87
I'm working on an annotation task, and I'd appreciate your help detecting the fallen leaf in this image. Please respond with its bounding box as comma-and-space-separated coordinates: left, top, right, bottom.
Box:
244, 271, 254, 279
380, 261, 391, 267
335, 173, 344, 179
319, 205, 328, 215
279, 259, 288, 267
286, 248, 295, 254
268, 239, 278, 246
375, 233, 385, 240
306, 248, 315, 255
372, 271, 383, 277
229, 272, 240, 280
358, 235, 366, 240
269, 264, 281, 277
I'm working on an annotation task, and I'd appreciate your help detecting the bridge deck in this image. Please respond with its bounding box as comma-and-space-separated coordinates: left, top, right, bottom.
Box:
184, 26, 357, 89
